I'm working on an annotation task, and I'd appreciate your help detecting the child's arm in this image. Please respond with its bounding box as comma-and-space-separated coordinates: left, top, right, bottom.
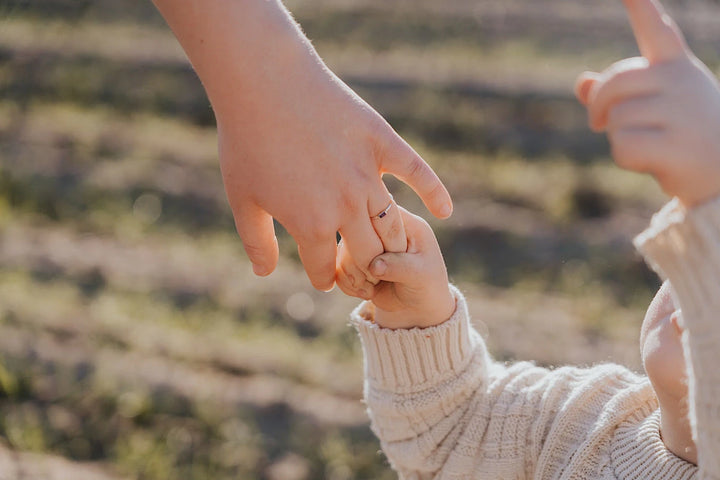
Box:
577, 1, 720, 476
337, 207, 499, 477
337, 207, 658, 479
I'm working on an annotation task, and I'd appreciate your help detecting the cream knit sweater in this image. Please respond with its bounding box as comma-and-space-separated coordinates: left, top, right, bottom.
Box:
351, 197, 720, 480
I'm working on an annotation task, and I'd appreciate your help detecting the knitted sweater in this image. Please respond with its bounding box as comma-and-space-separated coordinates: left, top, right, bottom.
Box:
351, 197, 720, 480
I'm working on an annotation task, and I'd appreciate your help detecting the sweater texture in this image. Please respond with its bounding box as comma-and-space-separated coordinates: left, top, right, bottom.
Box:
351, 197, 720, 479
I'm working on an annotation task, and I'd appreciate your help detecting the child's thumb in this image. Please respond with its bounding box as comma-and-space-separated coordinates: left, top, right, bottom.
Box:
369, 253, 417, 284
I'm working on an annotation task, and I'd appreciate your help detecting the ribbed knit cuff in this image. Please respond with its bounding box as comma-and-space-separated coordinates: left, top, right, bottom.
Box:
634, 195, 720, 478
350, 285, 478, 393
634, 196, 720, 333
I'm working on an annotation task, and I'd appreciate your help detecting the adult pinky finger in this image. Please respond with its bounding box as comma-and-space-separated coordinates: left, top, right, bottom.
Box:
379, 133, 453, 219
610, 127, 665, 173
336, 259, 375, 300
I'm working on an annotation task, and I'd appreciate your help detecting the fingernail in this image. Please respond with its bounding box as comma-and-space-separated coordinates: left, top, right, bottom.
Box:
252, 263, 269, 276
371, 258, 387, 276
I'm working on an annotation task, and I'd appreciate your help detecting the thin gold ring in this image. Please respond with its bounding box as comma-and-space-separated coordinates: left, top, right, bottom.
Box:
372, 200, 393, 220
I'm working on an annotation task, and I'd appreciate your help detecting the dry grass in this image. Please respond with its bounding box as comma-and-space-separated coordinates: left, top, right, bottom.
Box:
3, 0, 720, 478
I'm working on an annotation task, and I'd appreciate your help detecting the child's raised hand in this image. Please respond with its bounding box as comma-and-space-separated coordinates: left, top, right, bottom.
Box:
336, 206, 455, 329
575, 0, 720, 207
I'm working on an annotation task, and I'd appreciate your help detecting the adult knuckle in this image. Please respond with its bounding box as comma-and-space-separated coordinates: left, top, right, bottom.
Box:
345, 272, 359, 289
352, 163, 374, 185
340, 191, 362, 216
337, 281, 358, 298
303, 228, 329, 245
297, 219, 335, 244
407, 156, 428, 178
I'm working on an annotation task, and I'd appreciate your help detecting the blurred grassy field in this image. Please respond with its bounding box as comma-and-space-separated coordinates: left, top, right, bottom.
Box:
2, 0, 720, 478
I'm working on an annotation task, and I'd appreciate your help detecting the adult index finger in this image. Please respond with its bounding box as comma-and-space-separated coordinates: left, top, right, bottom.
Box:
379, 131, 453, 219
623, 0, 688, 64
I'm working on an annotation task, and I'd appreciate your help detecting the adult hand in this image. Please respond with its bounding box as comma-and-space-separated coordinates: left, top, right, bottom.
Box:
574, 0, 720, 207
153, 0, 452, 290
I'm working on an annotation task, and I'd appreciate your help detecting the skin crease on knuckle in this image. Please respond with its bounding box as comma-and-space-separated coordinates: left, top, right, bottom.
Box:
339, 267, 370, 299
294, 215, 336, 245
337, 273, 360, 298
341, 263, 357, 289
339, 182, 366, 218
338, 243, 374, 295
342, 260, 366, 290
404, 155, 430, 185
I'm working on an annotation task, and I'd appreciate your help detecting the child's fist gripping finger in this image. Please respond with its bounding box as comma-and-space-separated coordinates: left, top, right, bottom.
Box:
336, 206, 455, 330
575, 0, 720, 207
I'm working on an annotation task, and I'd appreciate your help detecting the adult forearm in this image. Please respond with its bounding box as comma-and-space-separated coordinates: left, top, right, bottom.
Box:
152, 0, 322, 121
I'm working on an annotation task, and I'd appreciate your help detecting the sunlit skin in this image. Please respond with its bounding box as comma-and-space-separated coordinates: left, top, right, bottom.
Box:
151, 0, 452, 291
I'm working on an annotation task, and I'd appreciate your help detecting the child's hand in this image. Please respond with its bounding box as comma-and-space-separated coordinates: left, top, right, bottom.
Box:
575, 0, 720, 207
337, 206, 455, 329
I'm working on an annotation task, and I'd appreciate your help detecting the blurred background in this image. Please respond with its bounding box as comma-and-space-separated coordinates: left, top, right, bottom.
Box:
1, 0, 720, 478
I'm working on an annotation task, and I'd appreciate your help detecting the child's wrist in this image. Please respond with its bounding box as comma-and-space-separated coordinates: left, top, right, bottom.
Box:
374, 288, 456, 330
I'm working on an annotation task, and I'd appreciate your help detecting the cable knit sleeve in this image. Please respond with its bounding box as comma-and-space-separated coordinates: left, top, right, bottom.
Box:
350, 285, 492, 479
634, 196, 720, 480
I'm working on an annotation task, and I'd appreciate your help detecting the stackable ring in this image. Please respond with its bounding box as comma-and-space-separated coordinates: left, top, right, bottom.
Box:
371, 201, 393, 220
